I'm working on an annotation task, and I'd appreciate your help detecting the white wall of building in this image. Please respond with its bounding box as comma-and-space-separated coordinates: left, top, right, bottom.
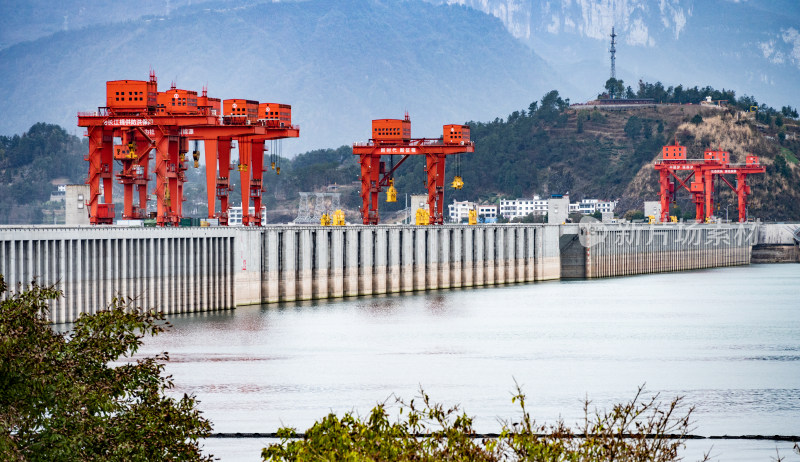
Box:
448, 200, 475, 222
459, 195, 617, 222
65, 185, 90, 225
448, 201, 499, 222
548, 195, 570, 224
478, 205, 497, 219
228, 206, 267, 226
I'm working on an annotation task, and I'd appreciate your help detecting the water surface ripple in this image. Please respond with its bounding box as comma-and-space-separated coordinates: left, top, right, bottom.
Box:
137, 264, 800, 460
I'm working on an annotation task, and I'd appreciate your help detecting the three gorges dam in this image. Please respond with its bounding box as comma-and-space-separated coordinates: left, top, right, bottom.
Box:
1, 222, 798, 323
2, 74, 798, 323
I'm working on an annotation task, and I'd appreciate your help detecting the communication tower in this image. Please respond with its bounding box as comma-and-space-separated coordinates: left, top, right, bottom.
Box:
609, 26, 617, 81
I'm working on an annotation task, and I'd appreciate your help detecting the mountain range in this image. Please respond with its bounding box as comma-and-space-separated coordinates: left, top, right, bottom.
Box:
1, 0, 798, 153
431, 0, 800, 110
0, 0, 558, 153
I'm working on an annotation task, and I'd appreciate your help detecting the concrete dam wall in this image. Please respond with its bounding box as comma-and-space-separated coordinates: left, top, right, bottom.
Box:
751, 223, 800, 263
242, 225, 561, 305
0, 223, 770, 324
567, 223, 759, 279
0, 227, 235, 324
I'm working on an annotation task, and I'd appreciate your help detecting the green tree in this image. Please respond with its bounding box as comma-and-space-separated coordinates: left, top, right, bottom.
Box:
537, 90, 569, 123
625, 86, 636, 99
690, 114, 703, 125
625, 116, 642, 139
0, 275, 212, 461
604, 78, 625, 99
774, 154, 790, 177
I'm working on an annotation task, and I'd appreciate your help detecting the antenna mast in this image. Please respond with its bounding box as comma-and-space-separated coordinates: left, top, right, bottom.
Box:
609, 26, 617, 81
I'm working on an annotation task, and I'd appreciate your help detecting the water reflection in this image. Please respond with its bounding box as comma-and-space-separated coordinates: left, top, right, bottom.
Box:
425, 294, 449, 315
133, 264, 798, 443
359, 297, 400, 317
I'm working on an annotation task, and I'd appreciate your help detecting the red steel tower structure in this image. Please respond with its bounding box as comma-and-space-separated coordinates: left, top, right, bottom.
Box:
654, 142, 765, 223
77, 72, 299, 226
352, 114, 474, 225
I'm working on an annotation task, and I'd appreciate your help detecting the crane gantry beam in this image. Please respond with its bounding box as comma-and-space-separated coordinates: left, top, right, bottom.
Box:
352, 115, 474, 225
654, 143, 765, 223
77, 73, 298, 226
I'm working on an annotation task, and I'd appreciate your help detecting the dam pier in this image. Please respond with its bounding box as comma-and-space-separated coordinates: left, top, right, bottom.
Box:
1, 222, 796, 323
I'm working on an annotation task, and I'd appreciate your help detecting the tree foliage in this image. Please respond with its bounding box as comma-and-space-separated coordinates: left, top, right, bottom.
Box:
263, 384, 703, 462
0, 275, 212, 461
781, 106, 799, 119
629, 80, 784, 116
624, 116, 643, 138
603, 78, 625, 99
772, 154, 791, 178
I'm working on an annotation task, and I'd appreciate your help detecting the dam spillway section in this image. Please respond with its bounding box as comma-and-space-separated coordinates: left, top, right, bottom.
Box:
0, 222, 784, 324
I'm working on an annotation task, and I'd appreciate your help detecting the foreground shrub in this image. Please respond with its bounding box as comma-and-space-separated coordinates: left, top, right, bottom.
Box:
0, 275, 212, 461
263, 383, 705, 461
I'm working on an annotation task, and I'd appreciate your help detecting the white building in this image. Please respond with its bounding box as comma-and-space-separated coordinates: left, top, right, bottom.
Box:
500, 195, 548, 219
596, 200, 617, 214
577, 199, 598, 214
448, 200, 475, 222
533, 197, 548, 215
644, 201, 661, 219
65, 185, 90, 225
477, 205, 498, 220
50, 184, 67, 202
228, 206, 267, 226
448, 201, 499, 222
570, 199, 618, 215
480, 195, 618, 221
548, 195, 570, 224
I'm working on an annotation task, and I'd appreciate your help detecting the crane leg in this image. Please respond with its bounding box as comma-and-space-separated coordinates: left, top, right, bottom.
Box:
251, 141, 264, 226
426, 154, 446, 225
86, 127, 104, 225
204, 138, 218, 219
239, 138, 252, 226
359, 154, 381, 224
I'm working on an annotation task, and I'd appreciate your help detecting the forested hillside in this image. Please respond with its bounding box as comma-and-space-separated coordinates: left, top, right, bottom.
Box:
325, 84, 800, 221
0, 124, 86, 223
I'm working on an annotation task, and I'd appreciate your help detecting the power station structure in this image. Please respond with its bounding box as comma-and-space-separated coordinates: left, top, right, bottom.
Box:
352, 114, 474, 225
77, 71, 299, 226
654, 142, 765, 223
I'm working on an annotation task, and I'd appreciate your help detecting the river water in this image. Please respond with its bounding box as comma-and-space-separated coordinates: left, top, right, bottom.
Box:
138, 264, 800, 461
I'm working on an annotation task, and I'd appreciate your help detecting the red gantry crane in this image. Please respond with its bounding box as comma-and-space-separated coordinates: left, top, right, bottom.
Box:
654, 142, 765, 223
352, 114, 474, 225
77, 72, 299, 226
